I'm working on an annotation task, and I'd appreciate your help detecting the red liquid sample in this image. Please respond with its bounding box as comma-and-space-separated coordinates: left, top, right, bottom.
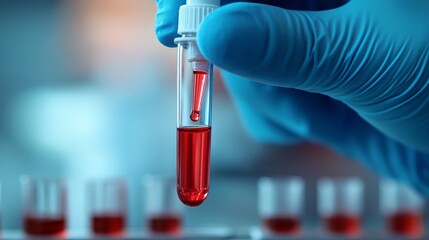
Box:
190, 71, 208, 122
148, 214, 182, 235
24, 215, 66, 237
92, 213, 125, 236
177, 126, 211, 207
263, 215, 301, 235
387, 211, 424, 237
324, 213, 360, 236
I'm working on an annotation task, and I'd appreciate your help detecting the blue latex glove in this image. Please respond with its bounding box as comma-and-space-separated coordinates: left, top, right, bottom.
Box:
155, 0, 429, 194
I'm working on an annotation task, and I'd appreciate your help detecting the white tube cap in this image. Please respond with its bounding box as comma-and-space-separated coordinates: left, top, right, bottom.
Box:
178, 0, 220, 35
187, 0, 220, 5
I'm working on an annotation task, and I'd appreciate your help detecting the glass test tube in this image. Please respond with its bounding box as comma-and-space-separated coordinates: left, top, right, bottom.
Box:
142, 176, 183, 235
21, 177, 67, 237
175, 0, 219, 207
88, 179, 126, 236
380, 179, 425, 237
176, 39, 213, 207
258, 177, 304, 236
318, 178, 363, 237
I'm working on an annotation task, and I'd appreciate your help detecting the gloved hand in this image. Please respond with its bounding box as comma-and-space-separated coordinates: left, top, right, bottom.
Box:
155, 0, 429, 194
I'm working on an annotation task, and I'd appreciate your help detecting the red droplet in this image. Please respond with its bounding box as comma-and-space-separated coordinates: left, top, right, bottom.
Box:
190, 110, 200, 122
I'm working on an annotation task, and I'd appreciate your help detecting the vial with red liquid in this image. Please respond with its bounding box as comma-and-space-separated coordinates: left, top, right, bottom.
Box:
142, 176, 183, 235
380, 179, 425, 238
21, 177, 67, 237
88, 179, 126, 236
174, 0, 220, 207
318, 178, 363, 237
258, 177, 304, 236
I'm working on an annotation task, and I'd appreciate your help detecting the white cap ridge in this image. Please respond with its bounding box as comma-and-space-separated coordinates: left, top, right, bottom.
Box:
178, 0, 220, 35
187, 0, 220, 5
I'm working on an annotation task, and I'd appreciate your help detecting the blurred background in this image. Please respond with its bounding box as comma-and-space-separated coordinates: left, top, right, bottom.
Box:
0, 0, 413, 233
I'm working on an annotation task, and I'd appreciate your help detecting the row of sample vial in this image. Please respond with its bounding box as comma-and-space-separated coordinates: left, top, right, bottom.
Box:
0, 176, 426, 238
1, 176, 182, 238
258, 177, 425, 238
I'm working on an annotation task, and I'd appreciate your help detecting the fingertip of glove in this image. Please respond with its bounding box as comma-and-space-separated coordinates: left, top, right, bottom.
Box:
155, 24, 178, 48
155, 12, 179, 48
198, 3, 263, 73
155, 0, 184, 48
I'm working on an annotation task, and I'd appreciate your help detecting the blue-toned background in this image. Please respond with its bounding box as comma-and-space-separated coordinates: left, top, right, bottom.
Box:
0, 0, 424, 233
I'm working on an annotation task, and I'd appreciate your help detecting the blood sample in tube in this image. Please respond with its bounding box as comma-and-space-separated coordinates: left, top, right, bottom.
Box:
177, 126, 211, 206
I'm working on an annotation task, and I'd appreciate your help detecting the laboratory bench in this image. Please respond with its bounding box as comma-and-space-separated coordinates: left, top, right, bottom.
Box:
1, 229, 428, 240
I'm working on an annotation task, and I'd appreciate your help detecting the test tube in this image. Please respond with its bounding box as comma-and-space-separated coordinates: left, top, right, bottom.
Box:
318, 178, 363, 237
175, 0, 220, 207
88, 179, 126, 236
21, 177, 67, 237
258, 177, 304, 236
142, 176, 183, 235
380, 179, 424, 237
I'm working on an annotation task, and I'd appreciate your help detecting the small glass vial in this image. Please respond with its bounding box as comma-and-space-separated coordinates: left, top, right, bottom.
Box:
380, 179, 425, 238
258, 177, 304, 236
21, 177, 67, 237
142, 175, 183, 235
174, 0, 220, 207
88, 179, 126, 236
318, 177, 363, 237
